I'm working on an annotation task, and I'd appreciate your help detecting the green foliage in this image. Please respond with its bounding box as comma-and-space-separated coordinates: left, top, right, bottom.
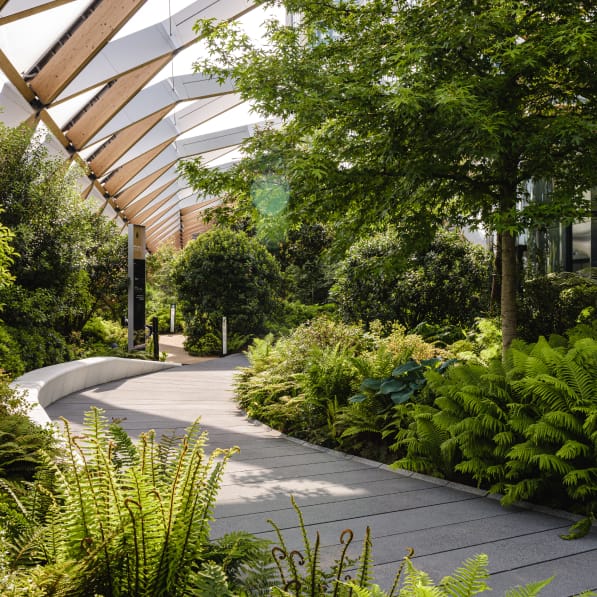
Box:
146, 303, 184, 335
268, 496, 380, 596
331, 227, 406, 325
265, 300, 335, 338
0, 208, 15, 291
448, 318, 502, 365
352, 358, 455, 407
236, 317, 441, 457
0, 408, 246, 595
6, 323, 73, 372
332, 230, 491, 328
279, 223, 334, 305
187, 0, 596, 349
235, 316, 376, 442
146, 243, 184, 334
268, 500, 554, 596
173, 228, 283, 355
0, 323, 25, 377
518, 272, 597, 342
0, 122, 128, 372
81, 316, 127, 347
392, 335, 597, 534
0, 379, 55, 481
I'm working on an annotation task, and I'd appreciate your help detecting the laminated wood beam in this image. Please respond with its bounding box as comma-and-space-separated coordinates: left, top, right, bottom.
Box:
29, 0, 147, 104
114, 163, 175, 207
88, 107, 171, 176
0, 0, 76, 25
136, 196, 178, 227
65, 56, 170, 149
122, 180, 178, 218
103, 139, 172, 195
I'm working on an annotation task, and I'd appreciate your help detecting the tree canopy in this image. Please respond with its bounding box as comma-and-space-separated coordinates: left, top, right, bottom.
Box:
182, 0, 597, 349
172, 228, 283, 354
0, 122, 127, 371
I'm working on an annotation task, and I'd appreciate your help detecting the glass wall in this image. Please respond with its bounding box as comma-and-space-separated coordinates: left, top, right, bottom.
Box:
525, 185, 596, 278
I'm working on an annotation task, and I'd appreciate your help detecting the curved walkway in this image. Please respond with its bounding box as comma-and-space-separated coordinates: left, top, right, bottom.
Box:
46, 355, 597, 596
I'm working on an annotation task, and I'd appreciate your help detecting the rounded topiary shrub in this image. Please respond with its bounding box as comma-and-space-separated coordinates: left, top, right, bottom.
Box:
518, 270, 597, 341
332, 229, 492, 329
331, 227, 406, 324
173, 228, 283, 355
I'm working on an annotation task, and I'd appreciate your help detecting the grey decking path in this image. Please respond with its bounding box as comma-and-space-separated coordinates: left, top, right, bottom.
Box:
46, 355, 597, 596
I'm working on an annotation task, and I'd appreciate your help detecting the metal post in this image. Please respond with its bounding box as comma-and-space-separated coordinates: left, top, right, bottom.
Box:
170, 304, 176, 333
153, 316, 159, 361
222, 316, 227, 356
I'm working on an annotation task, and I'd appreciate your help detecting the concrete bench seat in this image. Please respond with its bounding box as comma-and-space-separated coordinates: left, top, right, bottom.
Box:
12, 357, 179, 426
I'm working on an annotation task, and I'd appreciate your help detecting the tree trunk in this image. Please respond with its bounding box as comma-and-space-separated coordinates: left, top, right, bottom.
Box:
501, 229, 517, 352
490, 231, 502, 315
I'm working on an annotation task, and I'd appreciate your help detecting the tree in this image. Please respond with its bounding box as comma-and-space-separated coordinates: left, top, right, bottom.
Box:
279, 222, 333, 304
332, 229, 492, 328
184, 0, 597, 351
172, 228, 283, 354
0, 122, 128, 370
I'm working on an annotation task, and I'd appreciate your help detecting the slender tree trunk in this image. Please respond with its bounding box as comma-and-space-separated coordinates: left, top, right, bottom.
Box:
501, 229, 517, 352
490, 231, 502, 315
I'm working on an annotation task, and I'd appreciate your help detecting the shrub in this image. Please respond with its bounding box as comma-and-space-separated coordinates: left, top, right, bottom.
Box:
278, 222, 333, 305
332, 229, 492, 328
447, 317, 502, 364
81, 316, 126, 346
7, 325, 72, 372
391, 334, 597, 536
235, 316, 441, 453
518, 271, 597, 341
0, 324, 25, 378
331, 227, 406, 324
0, 377, 55, 481
0, 408, 272, 595
173, 228, 283, 355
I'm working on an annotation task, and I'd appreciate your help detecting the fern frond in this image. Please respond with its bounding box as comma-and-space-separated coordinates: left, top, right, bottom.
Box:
340, 583, 388, 596
355, 526, 374, 588
191, 560, 234, 596
399, 557, 440, 594
503, 576, 553, 596
556, 440, 591, 460
438, 552, 489, 595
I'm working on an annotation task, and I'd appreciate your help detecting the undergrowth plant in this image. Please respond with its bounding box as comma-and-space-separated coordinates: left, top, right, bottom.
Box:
0, 408, 273, 596
0, 379, 56, 481
268, 497, 556, 596
391, 335, 597, 537
235, 317, 441, 451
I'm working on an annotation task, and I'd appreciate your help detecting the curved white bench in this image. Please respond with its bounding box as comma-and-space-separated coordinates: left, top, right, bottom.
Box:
11, 357, 179, 426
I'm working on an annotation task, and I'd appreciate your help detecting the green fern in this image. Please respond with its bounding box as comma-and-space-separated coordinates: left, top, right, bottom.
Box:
0, 407, 240, 595
437, 553, 490, 594
193, 560, 235, 596
503, 577, 555, 596
341, 554, 553, 597
268, 497, 385, 596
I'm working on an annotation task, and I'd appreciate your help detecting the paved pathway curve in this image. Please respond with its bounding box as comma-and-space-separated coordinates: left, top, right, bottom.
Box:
46, 355, 597, 595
